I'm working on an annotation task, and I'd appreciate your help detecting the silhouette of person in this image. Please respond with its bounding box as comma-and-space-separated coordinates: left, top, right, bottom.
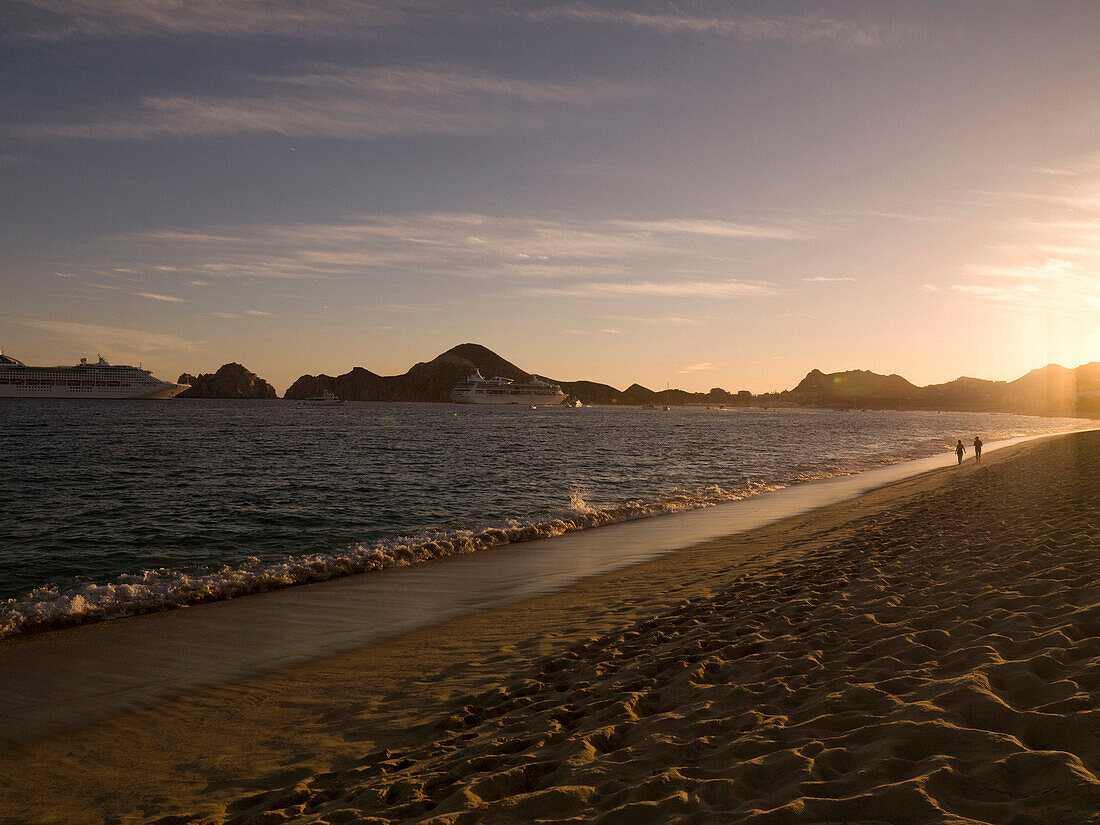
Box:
955, 439, 965, 465
973, 436, 983, 463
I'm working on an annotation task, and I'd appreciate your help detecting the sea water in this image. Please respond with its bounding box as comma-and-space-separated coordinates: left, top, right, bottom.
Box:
0, 400, 1087, 638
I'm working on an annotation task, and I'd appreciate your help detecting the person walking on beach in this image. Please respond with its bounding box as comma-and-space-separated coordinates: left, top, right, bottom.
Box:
973, 436, 983, 463
955, 439, 965, 465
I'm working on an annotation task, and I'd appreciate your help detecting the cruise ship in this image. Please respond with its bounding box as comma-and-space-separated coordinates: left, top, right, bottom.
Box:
0, 351, 190, 399
450, 370, 567, 406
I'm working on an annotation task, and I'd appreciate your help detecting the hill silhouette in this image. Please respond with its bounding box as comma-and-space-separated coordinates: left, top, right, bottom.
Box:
789, 363, 1099, 416
189, 345, 1099, 417
177, 363, 277, 399
284, 344, 536, 402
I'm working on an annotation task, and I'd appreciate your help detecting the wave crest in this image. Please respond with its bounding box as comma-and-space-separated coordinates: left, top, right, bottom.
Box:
0, 481, 780, 640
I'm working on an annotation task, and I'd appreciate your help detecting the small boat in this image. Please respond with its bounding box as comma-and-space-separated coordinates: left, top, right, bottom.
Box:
304, 390, 345, 406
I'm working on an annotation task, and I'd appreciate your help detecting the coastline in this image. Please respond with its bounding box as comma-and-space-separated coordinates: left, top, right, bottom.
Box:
3, 429, 1098, 823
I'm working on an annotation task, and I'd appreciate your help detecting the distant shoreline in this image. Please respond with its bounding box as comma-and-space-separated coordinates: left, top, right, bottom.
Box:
174, 343, 1100, 417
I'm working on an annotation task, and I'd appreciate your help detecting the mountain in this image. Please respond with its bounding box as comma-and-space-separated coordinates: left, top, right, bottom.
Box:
284, 343, 533, 402
556, 379, 621, 405
177, 363, 277, 399
282, 366, 385, 402
274, 344, 1098, 417
783, 362, 1100, 416
790, 369, 920, 406
921, 376, 1005, 411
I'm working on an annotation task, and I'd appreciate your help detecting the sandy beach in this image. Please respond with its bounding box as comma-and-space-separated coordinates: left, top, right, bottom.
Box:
3, 429, 1099, 824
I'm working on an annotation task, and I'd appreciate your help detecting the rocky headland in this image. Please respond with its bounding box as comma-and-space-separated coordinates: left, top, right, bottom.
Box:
177, 363, 278, 399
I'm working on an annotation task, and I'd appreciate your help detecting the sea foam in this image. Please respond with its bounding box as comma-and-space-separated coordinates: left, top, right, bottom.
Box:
0, 480, 781, 639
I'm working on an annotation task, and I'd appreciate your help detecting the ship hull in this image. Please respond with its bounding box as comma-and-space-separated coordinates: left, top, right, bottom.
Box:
0, 356, 190, 399
0, 383, 189, 399
452, 394, 567, 406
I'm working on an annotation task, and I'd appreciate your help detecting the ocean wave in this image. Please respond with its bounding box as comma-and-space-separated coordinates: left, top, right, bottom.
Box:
0, 480, 782, 640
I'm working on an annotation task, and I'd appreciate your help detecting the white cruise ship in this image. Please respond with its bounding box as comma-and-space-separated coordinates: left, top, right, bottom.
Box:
451, 370, 567, 406
0, 351, 190, 399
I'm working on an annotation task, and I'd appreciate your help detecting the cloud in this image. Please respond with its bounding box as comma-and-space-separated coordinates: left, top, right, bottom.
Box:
952, 258, 1098, 313
11, 0, 415, 40
827, 209, 943, 224
212, 312, 240, 319
13, 0, 893, 50
244, 309, 271, 316
13, 65, 635, 140
134, 291, 184, 302
963, 259, 1082, 280
10, 318, 204, 352
610, 218, 805, 241
524, 5, 890, 48
951, 149, 1100, 315
523, 279, 777, 298
677, 362, 714, 374
603, 315, 703, 327
75, 211, 802, 284
802, 276, 856, 283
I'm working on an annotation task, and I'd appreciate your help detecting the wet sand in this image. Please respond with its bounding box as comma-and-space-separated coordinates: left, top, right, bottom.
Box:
2, 430, 1099, 823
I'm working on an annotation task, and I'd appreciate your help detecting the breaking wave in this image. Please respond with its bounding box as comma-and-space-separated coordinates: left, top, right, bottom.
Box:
0, 480, 782, 640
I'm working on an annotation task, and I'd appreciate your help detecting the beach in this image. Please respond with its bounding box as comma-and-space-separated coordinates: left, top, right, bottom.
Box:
3, 429, 1099, 824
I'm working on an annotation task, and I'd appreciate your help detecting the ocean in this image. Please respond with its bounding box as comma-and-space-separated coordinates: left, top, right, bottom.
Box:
0, 399, 1088, 639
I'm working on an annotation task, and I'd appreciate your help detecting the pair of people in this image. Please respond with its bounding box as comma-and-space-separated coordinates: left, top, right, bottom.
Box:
955, 436, 983, 464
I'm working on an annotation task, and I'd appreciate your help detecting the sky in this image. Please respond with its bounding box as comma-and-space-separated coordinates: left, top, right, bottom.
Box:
1, 0, 1098, 394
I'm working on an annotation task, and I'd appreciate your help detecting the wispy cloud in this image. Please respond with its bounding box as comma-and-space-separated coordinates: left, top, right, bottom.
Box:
610, 218, 806, 240
244, 309, 271, 316
13, 65, 635, 140
951, 258, 1098, 313
677, 362, 713, 374
524, 5, 891, 48
11, 0, 416, 40
75, 211, 803, 284
963, 259, 1083, 280
523, 279, 777, 298
602, 315, 703, 327
802, 276, 855, 283
827, 209, 943, 224
9, 318, 204, 353
952, 150, 1100, 315
135, 291, 184, 302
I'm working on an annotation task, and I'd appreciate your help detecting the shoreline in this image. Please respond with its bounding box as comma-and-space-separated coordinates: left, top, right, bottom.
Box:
0, 430, 1085, 747
4, 430, 1098, 823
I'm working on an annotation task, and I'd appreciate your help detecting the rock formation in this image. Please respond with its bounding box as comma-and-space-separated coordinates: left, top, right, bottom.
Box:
284, 343, 534, 402
177, 363, 278, 399
783, 363, 1100, 416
